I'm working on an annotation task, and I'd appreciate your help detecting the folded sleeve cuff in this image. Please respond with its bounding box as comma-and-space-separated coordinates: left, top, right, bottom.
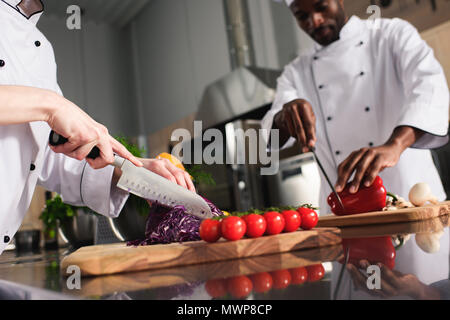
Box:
80, 164, 129, 218
412, 130, 449, 149
396, 102, 449, 149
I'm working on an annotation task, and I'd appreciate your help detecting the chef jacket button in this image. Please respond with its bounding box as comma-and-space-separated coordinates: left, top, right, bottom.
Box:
369, 142, 374, 147
335, 151, 341, 156
35, 40, 41, 47
360, 71, 365, 76
327, 116, 332, 121
0, 60, 5, 67
313, 56, 319, 60
30, 164, 36, 171
359, 41, 364, 46
4, 236, 10, 243
365, 106, 371, 112
318, 85, 324, 89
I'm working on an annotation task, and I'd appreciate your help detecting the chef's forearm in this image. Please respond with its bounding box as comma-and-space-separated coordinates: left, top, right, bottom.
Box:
0, 85, 59, 125
385, 126, 425, 152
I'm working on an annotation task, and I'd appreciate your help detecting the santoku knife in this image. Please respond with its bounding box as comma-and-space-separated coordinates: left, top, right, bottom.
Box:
49, 131, 213, 219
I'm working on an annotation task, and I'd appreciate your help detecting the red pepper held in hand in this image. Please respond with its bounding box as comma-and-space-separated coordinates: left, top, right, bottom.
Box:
327, 176, 387, 216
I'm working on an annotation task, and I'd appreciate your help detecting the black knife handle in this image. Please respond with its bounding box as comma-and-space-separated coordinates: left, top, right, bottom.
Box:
49, 131, 100, 159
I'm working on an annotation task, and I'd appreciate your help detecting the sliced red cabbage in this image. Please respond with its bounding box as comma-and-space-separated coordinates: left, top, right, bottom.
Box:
128, 198, 223, 246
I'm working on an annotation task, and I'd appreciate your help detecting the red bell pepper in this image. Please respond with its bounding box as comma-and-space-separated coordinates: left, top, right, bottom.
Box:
341, 236, 396, 270
327, 176, 387, 216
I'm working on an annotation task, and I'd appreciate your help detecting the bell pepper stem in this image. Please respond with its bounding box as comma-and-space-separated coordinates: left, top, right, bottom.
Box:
387, 192, 398, 203
394, 235, 405, 250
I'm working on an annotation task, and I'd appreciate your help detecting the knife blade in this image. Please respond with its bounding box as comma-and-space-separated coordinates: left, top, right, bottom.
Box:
49, 131, 213, 219
310, 147, 345, 212
113, 156, 213, 219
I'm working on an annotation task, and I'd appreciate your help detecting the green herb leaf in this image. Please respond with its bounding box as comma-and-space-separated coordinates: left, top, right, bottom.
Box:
185, 165, 216, 186
114, 135, 145, 158
39, 195, 80, 232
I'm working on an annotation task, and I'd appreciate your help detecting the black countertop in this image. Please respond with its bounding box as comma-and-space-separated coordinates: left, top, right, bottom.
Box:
0, 216, 449, 300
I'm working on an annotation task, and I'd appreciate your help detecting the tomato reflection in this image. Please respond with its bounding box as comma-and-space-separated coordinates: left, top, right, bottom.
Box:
226, 276, 253, 299
306, 264, 325, 282
205, 278, 227, 298
289, 267, 308, 285
270, 269, 292, 290
249, 272, 273, 293
205, 263, 326, 299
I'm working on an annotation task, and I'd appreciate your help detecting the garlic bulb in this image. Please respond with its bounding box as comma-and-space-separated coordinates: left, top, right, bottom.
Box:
408, 183, 439, 207
415, 230, 444, 254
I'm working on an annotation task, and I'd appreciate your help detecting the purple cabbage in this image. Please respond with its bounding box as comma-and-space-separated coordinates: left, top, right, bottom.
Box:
155, 281, 202, 300
128, 198, 223, 246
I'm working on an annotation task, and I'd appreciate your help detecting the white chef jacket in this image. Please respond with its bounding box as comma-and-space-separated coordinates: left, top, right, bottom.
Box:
0, 0, 129, 254
262, 16, 449, 214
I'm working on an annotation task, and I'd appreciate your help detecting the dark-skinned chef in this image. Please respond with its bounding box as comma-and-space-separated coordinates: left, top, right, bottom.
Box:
262, 0, 449, 214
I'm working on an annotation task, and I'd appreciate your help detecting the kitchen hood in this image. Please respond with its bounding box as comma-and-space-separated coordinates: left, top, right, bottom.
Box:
195, 0, 282, 129
196, 66, 282, 129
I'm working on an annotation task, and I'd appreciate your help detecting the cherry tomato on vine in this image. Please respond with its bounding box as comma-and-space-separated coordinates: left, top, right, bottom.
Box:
250, 272, 273, 293
205, 278, 227, 298
199, 219, 222, 243
297, 207, 319, 230
289, 267, 308, 285
244, 214, 267, 238
281, 210, 301, 233
263, 211, 285, 235
226, 276, 253, 299
221, 216, 246, 241
306, 264, 325, 282
270, 269, 292, 290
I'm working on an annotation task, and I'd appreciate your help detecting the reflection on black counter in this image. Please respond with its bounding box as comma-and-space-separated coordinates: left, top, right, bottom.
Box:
331, 217, 450, 300
0, 218, 449, 300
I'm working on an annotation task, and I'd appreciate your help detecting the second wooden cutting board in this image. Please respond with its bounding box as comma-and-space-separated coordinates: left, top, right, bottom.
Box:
318, 201, 450, 228
61, 227, 341, 277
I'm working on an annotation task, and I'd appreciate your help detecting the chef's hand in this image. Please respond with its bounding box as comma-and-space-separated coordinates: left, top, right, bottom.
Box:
141, 158, 196, 193
273, 99, 317, 153
347, 260, 440, 299
335, 127, 424, 193
46, 93, 143, 169
335, 144, 401, 194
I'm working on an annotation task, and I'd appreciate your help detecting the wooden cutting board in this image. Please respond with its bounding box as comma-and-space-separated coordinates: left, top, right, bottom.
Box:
340, 215, 450, 239
61, 227, 341, 277
68, 245, 343, 297
318, 201, 450, 228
